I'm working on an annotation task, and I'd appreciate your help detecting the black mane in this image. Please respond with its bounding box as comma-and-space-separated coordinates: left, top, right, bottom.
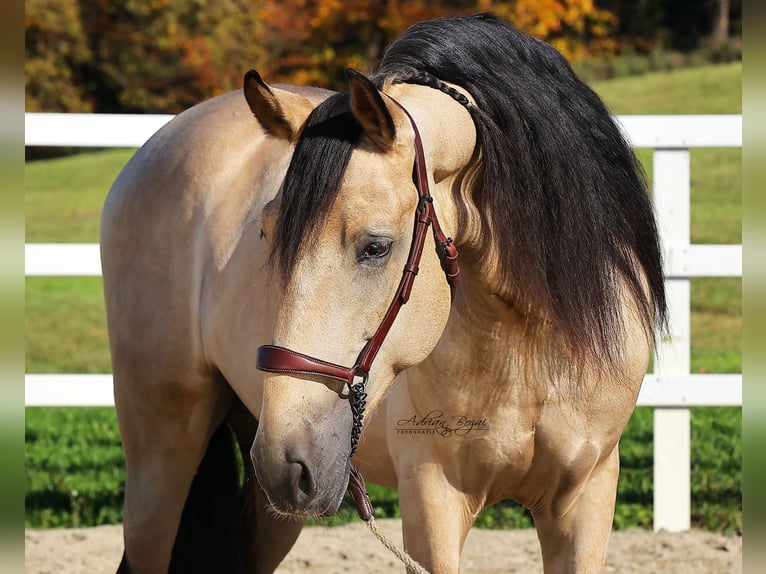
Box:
273, 13, 667, 363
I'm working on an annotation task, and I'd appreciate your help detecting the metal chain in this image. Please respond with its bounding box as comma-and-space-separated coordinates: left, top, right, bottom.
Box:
348, 373, 368, 456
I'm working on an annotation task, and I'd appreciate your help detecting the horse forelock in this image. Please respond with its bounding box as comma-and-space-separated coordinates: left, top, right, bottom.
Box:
271, 92, 362, 283
374, 13, 667, 365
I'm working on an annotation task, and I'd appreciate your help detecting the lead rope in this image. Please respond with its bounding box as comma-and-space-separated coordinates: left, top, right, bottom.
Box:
348, 464, 431, 574
367, 516, 431, 574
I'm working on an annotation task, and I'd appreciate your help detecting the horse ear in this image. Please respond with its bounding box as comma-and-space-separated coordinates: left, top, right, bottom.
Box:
346, 68, 396, 151
244, 70, 308, 142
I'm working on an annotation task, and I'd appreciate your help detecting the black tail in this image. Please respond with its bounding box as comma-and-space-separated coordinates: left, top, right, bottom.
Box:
168, 421, 250, 573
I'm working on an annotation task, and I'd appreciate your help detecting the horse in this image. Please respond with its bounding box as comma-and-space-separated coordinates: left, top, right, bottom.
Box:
101, 13, 666, 574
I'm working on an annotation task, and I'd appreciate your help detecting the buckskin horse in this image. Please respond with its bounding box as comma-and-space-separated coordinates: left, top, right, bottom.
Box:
102, 13, 666, 574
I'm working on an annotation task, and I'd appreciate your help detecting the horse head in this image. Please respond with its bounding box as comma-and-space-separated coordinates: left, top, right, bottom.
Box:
244, 69, 475, 517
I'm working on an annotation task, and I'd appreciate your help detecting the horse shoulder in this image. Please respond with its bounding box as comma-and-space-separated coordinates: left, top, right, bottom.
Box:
101, 89, 304, 408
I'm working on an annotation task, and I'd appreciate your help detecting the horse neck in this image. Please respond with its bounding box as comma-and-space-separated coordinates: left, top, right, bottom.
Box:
388, 82, 517, 287
384, 82, 477, 191
441, 266, 550, 376
384, 83, 560, 383
384, 87, 518, 374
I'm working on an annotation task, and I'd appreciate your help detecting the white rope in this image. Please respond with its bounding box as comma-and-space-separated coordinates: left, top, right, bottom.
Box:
366, 516, 431, 574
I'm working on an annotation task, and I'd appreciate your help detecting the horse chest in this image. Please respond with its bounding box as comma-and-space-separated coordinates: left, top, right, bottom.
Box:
374, 362, 630, 506
380, 372, 538, 484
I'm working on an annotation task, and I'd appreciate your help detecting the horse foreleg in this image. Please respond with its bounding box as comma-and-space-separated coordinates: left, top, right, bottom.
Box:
397, 461, 476, 574
116, 381, 231, 574
229, 402, 305, 573
532, 446, 620, 574
244, 467, 305, 573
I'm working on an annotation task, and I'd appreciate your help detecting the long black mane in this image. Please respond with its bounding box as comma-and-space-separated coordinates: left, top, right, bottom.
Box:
273, 13, 667, 363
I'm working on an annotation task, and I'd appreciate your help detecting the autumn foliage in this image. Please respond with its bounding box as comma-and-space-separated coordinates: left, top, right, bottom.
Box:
489, 0, 618, 59
25, 0, 736, 114
26, 0, 267, 113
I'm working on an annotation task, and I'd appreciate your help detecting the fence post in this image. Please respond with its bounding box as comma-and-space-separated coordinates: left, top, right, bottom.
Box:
651, 149, 692, 532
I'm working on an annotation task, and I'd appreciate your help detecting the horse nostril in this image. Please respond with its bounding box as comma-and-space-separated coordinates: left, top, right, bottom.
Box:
289, 460, 315, 498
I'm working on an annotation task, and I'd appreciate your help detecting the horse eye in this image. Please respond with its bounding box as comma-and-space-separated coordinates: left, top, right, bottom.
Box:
361, 241, 392, 260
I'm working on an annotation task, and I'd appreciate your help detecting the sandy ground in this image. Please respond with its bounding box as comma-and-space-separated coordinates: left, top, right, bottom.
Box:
25, 519, 741, 573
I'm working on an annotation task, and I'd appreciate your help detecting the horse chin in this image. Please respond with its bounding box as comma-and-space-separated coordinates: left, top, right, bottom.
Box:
259, 472, 348, 520
265, 487, 346, 521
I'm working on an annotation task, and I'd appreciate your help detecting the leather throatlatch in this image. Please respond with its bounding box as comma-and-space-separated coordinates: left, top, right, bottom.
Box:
256, 95, 460, 522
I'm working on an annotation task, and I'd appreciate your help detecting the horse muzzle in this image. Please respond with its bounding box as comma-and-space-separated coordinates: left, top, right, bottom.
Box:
251, 416, 352, 518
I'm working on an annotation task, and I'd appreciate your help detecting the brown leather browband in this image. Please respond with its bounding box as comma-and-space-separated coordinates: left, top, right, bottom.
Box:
255, 96, 459, 521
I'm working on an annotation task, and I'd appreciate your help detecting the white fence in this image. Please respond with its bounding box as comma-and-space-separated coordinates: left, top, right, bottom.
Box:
25, 112, 742, 532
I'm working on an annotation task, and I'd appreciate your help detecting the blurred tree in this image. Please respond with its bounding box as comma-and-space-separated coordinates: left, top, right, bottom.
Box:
25, 0, 94, 112
258, 0, 621, 89
596, 0, 664, 52
26, 0, 268, 113
257, 0, 476, 89
597, 0, 741, 53
78, 0, 268, 112
711, 0, 730, 48
25, 0, 741, 114
488, 0, 618, 59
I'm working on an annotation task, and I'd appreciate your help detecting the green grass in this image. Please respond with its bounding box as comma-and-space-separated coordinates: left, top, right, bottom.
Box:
25, 408, 124, 528
25, 277, 110, 374
590, 62, 742, 115
25, 149, 135, 243
25, 64, 741, 530
614, 406, 741, 534
25, 149, 128, 377
691, 279, 741, 374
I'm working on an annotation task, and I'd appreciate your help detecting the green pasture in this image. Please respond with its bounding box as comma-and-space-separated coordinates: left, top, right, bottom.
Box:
25, 63, 741, 531
593, 62, 742, 115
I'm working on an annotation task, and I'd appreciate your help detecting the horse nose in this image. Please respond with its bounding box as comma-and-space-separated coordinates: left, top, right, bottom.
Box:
250, 415, 351, 518
288, 459, 316, 501
250, 444, 317, 510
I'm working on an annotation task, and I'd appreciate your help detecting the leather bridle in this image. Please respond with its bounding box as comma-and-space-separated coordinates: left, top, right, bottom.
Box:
255, 98, 459, 520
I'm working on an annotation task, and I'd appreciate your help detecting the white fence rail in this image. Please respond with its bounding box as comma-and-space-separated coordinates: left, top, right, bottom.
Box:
25, 112, 742, 532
